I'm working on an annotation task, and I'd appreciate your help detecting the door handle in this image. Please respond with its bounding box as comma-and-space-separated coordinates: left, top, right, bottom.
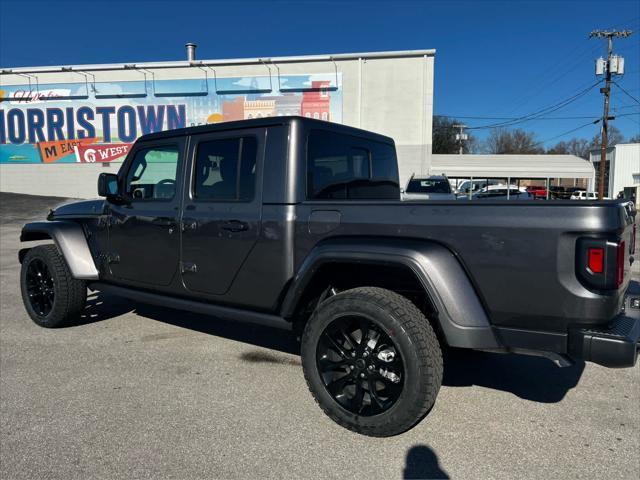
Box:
221, 220, 249, 233
152, 217, 175, 227
181, 218, 198, 232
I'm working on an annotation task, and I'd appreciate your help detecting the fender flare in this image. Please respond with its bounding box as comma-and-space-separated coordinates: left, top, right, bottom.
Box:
20, 221, 99, 280
281, 238, 499, 349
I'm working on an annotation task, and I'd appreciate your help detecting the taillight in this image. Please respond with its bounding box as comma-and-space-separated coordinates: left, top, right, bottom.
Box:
615, 240, 625, 288
577, 238, 627, 291
588, 248, 604, 273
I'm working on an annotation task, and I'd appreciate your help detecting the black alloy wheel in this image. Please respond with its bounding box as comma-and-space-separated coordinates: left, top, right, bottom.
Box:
301, 287, 443, 437
20, 245, 87, 328
316, 316, 405, 416
25, 258, 55, 317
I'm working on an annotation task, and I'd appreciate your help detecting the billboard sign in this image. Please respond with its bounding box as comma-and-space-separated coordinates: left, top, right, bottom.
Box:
0, 73, 342, 164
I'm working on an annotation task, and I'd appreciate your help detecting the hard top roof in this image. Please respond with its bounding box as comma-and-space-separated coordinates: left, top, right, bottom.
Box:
136, 116, 394, 144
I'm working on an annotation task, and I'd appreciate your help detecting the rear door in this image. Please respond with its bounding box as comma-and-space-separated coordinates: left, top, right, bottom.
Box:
180, 129, 264, 296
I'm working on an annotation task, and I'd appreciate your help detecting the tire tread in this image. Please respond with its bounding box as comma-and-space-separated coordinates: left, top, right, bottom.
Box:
21, 244, 86, 327
301, 286, 443, 437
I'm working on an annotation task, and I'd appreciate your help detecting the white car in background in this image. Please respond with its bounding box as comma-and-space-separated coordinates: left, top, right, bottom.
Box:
570, 191, 599, 200
459, 184, 533, 200
402, 175, 456, 200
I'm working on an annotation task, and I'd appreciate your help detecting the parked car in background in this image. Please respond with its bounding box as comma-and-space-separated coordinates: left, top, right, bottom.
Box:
454, 178, 502, 195
460, 185, 534, 200
564, 186, 585, 199
402, 175, 455, 200
549, 186, 565, 199
570, 190, 599, 200
526, 185, 548, 199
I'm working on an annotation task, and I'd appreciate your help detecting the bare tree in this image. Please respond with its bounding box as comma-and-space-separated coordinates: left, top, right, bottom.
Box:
629, 134, 640, 144
485, 128, 544, 154
590, 125, 624, 148
432, 116, 477, 154
547, 138, 590, 159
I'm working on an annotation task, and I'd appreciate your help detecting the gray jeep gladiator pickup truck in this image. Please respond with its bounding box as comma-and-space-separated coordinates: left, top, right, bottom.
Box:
19, 116, 639, 437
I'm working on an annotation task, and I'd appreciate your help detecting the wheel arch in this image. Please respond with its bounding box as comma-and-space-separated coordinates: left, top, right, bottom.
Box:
20, 221, 99, 280
281, 238, 499, 349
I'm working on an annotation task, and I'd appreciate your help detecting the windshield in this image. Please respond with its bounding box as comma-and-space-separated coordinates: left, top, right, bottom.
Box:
406, 178, 450, 194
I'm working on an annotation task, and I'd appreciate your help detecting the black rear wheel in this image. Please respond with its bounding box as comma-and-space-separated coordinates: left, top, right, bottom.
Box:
302, 287, 443, 437
20, 245, 87, 328
316, 315, 405, 417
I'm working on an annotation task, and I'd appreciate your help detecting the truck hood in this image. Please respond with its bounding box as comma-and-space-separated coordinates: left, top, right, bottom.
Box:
48, 199, 106, 219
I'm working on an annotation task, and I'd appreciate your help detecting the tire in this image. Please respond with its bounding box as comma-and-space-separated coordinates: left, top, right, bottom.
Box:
301, 287, 443, 437
20, 244, 87, 328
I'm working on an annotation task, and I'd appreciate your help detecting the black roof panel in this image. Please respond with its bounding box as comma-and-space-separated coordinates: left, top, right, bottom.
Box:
136, 116, 394, 144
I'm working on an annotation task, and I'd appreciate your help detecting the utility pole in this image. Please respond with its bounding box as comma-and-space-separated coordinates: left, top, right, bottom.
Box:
453, 124, 468, 154
590, 29, 632, 199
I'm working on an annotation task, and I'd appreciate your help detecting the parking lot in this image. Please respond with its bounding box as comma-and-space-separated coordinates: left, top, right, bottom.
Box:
1, 192, 638, 480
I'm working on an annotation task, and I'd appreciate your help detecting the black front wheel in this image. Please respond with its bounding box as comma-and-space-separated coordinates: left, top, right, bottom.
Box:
20, 245, 87, 328
301, 287, 443, 437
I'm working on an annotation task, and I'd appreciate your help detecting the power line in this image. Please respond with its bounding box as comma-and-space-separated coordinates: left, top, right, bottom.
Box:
613, 81, 640, 104
435, 114, 606, 120
532, 119, 601, 147
501, 42, 601, 115
464, 80, 603, 130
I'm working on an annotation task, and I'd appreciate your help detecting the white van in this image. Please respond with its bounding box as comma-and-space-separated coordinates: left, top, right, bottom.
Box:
570, 191, 598, 200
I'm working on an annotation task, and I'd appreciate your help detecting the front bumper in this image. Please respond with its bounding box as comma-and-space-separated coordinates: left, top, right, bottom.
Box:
568, 285, 640, 368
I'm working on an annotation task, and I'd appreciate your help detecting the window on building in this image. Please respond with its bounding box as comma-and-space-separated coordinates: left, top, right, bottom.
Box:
320, 88, 328, 98
321, 112, 328, 121
305, 112, 311, 118
313, 112, 319, 119
194, 137, 257, 201
307, 129, 399, 200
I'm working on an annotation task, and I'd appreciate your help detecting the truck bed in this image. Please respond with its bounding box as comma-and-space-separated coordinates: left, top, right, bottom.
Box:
294, 199, 636, 332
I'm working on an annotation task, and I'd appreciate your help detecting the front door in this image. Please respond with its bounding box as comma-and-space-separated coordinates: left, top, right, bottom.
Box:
107, 139, 185, 287
180, 129, 264, 296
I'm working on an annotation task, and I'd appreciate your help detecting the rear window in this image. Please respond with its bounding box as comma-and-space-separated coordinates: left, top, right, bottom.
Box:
307, 129, 399, 200
406, 178, 450, 194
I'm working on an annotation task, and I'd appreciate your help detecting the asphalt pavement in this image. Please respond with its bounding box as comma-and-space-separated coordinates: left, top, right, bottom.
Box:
1, 192, 638, 479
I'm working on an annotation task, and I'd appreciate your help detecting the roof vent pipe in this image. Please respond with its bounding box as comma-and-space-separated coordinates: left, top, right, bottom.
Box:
185, 43, 197, 62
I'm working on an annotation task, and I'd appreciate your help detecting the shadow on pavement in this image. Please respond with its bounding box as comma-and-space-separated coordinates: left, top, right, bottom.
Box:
403, 444, 449, 479
443, 348, 585, 403
76, 291, 585, 401
79, 291, 299, 355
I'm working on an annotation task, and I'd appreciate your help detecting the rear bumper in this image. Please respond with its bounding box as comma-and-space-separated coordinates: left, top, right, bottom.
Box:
568, 288, 640, 368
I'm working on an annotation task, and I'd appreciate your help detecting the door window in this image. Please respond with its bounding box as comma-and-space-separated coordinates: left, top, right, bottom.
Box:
193, 137, 257, 201
125, 145, 180, 201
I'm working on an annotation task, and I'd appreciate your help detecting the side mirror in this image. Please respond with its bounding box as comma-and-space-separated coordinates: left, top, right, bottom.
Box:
98, 173, 119, 198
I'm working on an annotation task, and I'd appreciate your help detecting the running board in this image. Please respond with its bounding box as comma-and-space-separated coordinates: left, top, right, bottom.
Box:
88, 282, 292, 331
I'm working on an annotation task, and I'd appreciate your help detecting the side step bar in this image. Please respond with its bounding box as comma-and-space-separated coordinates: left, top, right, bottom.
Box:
88, 282, 292, 331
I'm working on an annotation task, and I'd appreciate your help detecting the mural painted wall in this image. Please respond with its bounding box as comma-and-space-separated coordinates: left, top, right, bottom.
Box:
0, 73, 342, 164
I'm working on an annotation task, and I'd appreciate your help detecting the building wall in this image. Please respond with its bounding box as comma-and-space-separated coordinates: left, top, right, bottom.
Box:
0, 51, 435, 197
590, 143, 639, 202
0, 162, 118, 198
611, 144, 640, 198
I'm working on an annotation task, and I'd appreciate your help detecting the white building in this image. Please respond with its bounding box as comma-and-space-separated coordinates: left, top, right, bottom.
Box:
1, 48, 435, 198
590, 143, 640, 206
